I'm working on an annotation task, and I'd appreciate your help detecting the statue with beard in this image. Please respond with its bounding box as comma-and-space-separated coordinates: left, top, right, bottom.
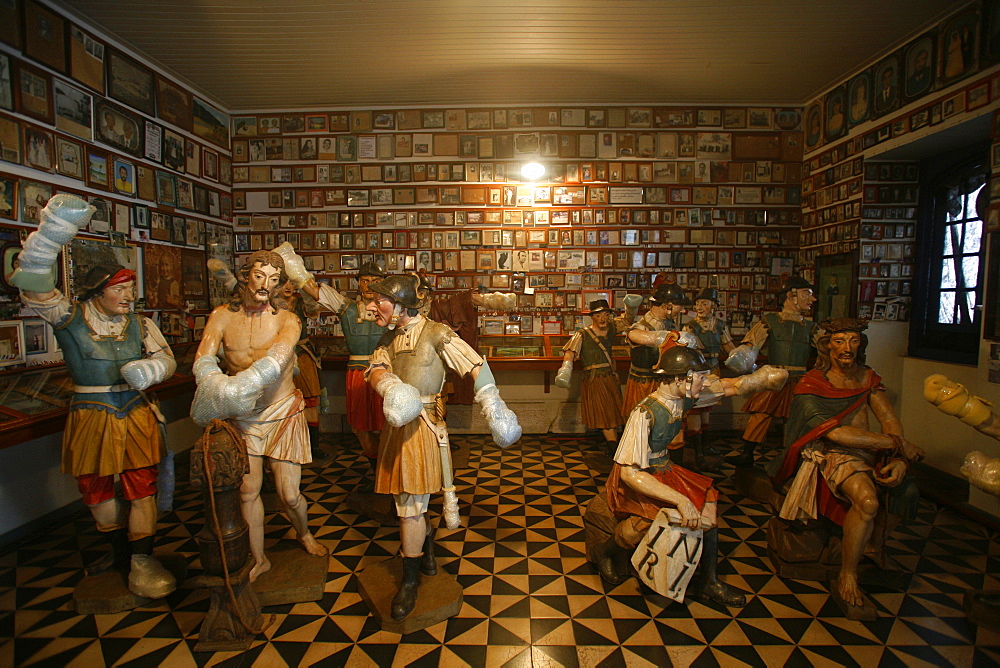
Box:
770, 318, 923, 615
192, 249, 328, 582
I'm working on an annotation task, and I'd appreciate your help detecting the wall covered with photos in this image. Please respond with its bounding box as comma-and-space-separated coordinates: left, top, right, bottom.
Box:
0, 0, 236, 370
230, 106, 804, 339
799, 0, 1000, 325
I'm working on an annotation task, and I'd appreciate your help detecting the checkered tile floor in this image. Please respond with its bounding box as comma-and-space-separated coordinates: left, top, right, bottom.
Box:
3, 431, 1000, 667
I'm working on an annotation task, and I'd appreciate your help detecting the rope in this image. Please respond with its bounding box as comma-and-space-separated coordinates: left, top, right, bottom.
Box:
199, 421, 271, 636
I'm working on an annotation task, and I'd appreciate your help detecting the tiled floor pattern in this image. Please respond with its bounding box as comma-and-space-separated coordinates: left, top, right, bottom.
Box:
3, 431, 1000, 667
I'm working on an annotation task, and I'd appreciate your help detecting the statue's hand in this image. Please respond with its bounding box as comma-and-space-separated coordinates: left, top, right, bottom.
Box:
554, 359, 573, 388
875, 459, 907, 487
375, 373, 423, 427
899, 438, 924, 463
673, 499, 701, 530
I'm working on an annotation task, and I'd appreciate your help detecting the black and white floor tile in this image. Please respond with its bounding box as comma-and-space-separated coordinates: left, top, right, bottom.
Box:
3, 431, 1000, 667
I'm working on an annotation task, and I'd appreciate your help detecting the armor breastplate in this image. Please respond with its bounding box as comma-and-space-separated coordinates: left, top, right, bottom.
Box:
629, 316, 674, 373
764, 313, 813, 368
55, 306, 143, 387
384, 320, 450, 396
341, 300, 385, 356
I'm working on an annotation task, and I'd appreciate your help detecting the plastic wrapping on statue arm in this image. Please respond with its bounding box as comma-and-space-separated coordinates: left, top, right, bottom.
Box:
10, 195, 96, 292
315, 282, 349, 313
273, 241, 312, 288
375, 372, 423, 427
628, 328, 675, 347
121, 351, 177, 391
676, 331, 700, 349
730, 365, 787, 395
923, 373, 995, 427
724, 343, 759, 374
554, 358, 574, 388
693, 374, 726, 408
206, 259, 238, 293
475, 383, 522, 448
961, 451, 1000, 496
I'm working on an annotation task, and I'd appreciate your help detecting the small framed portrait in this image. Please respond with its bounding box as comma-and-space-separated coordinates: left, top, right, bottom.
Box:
846, 70, 872, 128
0, 177, 18, 221
95, 99, 143, 157
113, 157, 136, 197
938, 7, 980, 88
805, 101, 823, 150
107, 48, 156, 116
162, 127, 186, 171
155, 170, 177, 207
483, 318, 504, 335
21, 180, 53, 225
872, 52, 901, 118
192, 97, 229, 148
903, 33, 935, 101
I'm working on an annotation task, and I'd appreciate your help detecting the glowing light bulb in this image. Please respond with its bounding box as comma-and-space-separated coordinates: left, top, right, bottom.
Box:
521, 162, 545, 181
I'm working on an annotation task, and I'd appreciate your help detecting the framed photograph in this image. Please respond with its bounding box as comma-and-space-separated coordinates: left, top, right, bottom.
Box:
69, 25, 105, 93
872, 52, 901, 118
903, 33, 935, 101
156, 75, 193, 131
24, 1, 66, 72
22, 124, 53, 171
805, 101, 823, 151
0, 176, 16, 222
541, 319, 562, 335
192, 97, 229, 148
95, 99, 143, 157
815, 251, 859, 322
86, 149, 110, 190
22, 317, 48, 357
846, 70, 872, 128
20, 180, 51, 225
0, 53, 12, 111
162, 127, 185, 172
107, 48, 155, 116
113, 157, 136, 197
938, 7, 979, 88
0, 0, 22, 50
824, 85, 847, 142
483, 318, 504, 335
155, 169, 177, 206
53, 135, 83, 179
15, 61, 53, 123
0, 320, 25, 367
53, 78, 92, 140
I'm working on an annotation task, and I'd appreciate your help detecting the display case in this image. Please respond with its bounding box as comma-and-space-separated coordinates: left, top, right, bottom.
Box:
0, 341, 199, 448
478, 336, 548, 359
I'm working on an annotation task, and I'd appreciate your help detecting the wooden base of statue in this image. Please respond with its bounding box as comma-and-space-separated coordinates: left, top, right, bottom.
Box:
73, 554, 187, 615
584, 452, 614, 475
830, 578, 878, 620
735, 466, 777, 505
251, 541, 328, 606
765, 517, 908, 588
357, 557, 463, 635
346, 490, 398, 525
194, 558, 271, 652
964, 590, 1000, 631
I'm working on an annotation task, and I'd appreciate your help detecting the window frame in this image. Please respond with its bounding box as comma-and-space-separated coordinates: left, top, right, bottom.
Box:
909, 142, 989, 364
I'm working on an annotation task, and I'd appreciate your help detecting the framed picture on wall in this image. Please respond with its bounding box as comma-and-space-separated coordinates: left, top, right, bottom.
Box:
192, 97, 230, 148
15, 61, 53, 123
156, 75, 193, 131
24, 1, 66, 72
0, 320, 25, 368
107, 48, 156, 116
937, 6, 980, 88
815, 251, 859, 323
69, 25, 105, 93
846, 70, 871, 128
53, 78, 92, 140
0, 53, 12, 111
94, 99, 143, 157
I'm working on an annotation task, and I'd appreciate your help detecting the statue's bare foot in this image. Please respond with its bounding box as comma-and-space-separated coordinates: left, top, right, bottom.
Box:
249, 558, 272, 583
837, 573, 864, 608
298, 533, 329, 557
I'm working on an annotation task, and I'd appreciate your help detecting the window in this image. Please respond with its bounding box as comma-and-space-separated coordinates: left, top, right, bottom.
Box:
910, 144, 988, 364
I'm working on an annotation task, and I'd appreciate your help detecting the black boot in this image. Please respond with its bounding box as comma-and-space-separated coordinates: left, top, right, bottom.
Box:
391, 556, 422, 620
733, 439, 757, 466
309, 426, 332, 465
420, 528, 437, 576
686, 528, 747, 608
86, 528, 131, 576
596, 536, 631, 585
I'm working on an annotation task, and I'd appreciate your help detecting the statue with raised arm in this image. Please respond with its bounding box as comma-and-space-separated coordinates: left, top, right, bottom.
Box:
192, 249, 328, 582
732, 275, 819, 466
622, 282, 698, 417
555, 296, 640, 455
771, 318, 923, 616
12, 194, 177, 599
293, 253, 386, 464
363, 274, 521, 620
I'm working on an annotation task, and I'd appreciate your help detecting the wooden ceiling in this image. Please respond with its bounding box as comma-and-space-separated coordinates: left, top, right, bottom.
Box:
55, 0, 968, 112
